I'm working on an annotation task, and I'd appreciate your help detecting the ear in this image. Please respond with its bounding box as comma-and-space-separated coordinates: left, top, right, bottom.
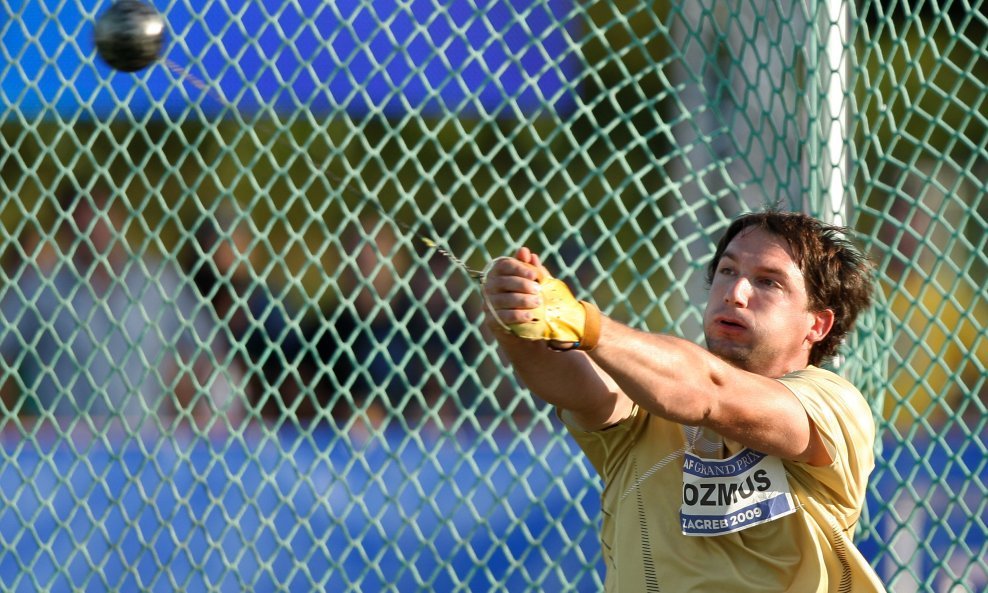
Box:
807, 308, 835, 345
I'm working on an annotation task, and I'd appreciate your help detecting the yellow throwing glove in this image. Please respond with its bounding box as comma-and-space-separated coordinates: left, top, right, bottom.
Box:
486, 265, 601, 351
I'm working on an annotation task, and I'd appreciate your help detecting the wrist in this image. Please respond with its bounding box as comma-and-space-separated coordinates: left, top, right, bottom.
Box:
577, 301, 601, 351
545, 300, 601, 352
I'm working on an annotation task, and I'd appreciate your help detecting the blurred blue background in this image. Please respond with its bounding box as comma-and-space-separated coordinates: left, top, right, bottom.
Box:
2, 427, 982, 591
3, 0, 579, 118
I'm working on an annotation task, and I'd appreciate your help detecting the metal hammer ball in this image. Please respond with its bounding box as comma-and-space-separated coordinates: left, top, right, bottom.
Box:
94, 0, 165, 72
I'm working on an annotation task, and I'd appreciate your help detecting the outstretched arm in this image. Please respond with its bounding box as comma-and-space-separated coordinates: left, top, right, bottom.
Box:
483, 248, 830, 465
586, 318, 831, 464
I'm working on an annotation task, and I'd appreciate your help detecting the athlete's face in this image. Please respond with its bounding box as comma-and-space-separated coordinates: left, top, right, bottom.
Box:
703, 227, 832, 377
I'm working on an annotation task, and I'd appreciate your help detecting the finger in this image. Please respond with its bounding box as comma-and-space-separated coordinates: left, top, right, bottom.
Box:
497, 309, 534, 325
485, 291, 542, 311
481, 280, 540, 307
510, 247, 547, 281
486, 272, 541, 295
488, 255, 539, 283
515, 247, 543, 272
516, 248, 550, 280
529, 252, 551, 281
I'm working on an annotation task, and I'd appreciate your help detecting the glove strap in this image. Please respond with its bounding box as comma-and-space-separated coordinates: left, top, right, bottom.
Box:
576, 301, 601, 351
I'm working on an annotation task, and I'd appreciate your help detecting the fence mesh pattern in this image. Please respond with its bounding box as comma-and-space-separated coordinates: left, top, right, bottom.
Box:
1, 0, 985, 591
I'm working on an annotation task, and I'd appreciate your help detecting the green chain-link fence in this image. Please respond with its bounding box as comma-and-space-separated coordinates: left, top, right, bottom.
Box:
1, 0, 985, 591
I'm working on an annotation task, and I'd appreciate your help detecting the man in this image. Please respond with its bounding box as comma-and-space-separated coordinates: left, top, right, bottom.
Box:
482, 211, 886, 592
0, 184, 231, 431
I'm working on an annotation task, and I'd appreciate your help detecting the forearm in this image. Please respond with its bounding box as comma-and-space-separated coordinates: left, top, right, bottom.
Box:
480, 249, 630, 428
491, 323, 592, 402
587, 316, 719, 426
487, 321, 626, 426
585, 317, 824, 462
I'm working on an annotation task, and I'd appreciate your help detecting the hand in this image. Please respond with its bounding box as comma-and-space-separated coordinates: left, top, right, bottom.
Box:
481, 247, 545, 329
482, 248, 601, 351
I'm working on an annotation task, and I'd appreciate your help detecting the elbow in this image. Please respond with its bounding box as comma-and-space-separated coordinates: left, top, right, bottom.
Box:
649, 385, 713, 426
696, 400, 715, 426
649, 351, 721, 425
685, 396, 715, 427
690, 361, 728, 426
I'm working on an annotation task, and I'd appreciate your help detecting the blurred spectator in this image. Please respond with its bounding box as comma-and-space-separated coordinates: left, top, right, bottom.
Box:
409, 234, 489, 427
308, 215, 427, 428
666, 0, 807, 210
317, 215, 508, 431
873, 158, 987, 426
0, 183, 237, 433
182, 207, 307, 423
183, 208, 491, 431
1, 224, 53, 418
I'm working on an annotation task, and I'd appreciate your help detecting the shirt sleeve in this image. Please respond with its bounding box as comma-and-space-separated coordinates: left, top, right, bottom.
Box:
557, 405, 644, 480
777, 367, 877, 521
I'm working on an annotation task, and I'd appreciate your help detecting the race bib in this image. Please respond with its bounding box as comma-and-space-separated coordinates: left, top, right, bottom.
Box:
680, 447, 797, 537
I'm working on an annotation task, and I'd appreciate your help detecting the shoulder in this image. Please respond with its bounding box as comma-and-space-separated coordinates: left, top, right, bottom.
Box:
778, 365, 877, 466
779, 367, 878, 510
778, 365, 853, 389
777, 366, 870, 417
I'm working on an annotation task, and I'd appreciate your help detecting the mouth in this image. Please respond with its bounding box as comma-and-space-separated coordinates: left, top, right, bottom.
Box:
714, 316, 748, 330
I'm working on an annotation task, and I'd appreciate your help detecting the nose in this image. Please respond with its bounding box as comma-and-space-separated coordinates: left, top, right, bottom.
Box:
724, 276, 752, 307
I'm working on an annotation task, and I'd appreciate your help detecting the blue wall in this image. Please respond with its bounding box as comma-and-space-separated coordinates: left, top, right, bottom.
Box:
1, 427, 982, 591
2, 0, 580, 119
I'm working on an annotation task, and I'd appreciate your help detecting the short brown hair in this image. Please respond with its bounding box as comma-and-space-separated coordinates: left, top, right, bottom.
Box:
705, 211, 874, 366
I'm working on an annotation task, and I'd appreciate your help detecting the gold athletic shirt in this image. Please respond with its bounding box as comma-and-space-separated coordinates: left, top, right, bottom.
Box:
562, 365, 887, 593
